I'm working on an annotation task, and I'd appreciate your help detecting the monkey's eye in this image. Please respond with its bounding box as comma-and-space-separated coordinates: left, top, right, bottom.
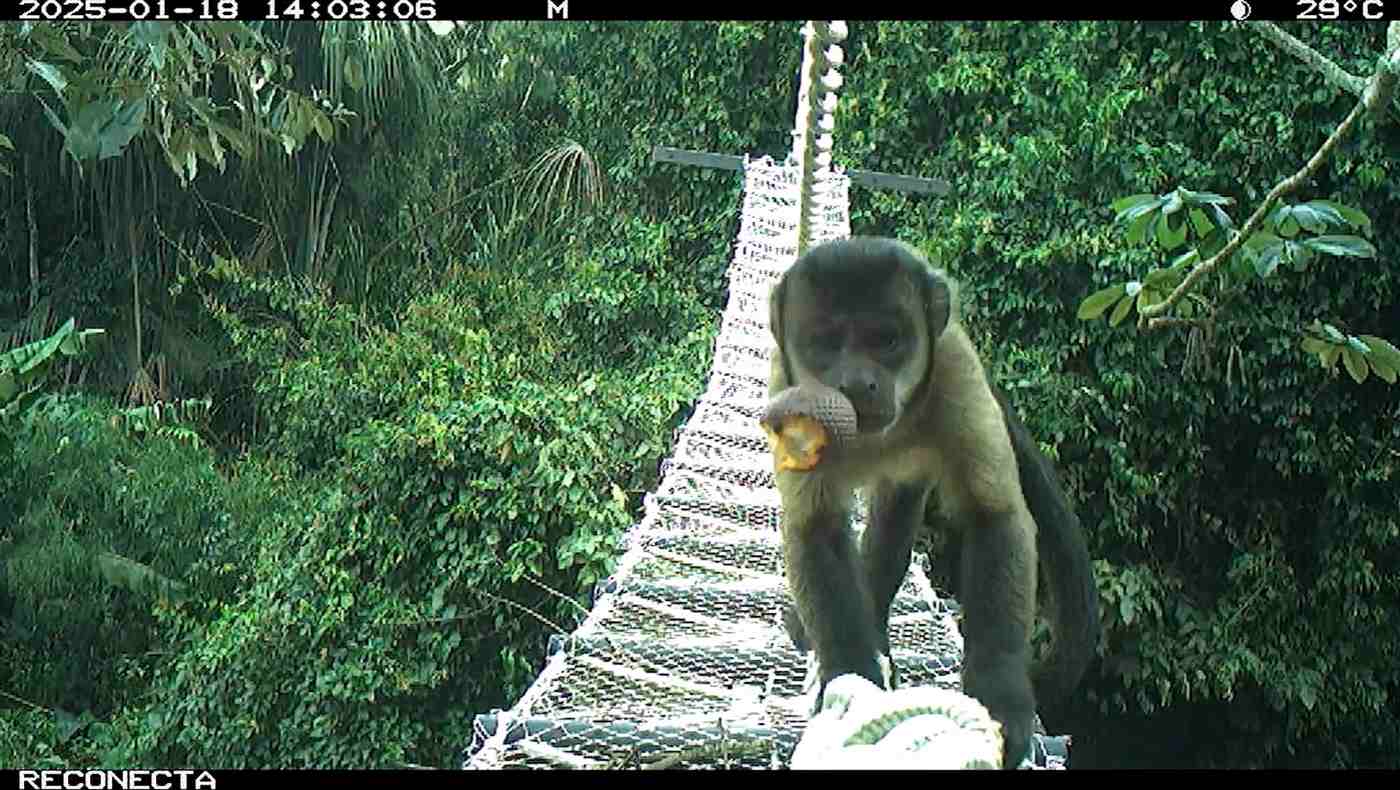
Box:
867, 329, 901, 352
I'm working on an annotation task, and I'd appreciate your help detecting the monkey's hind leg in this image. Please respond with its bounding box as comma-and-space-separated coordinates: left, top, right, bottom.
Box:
957, 507, 1038, 768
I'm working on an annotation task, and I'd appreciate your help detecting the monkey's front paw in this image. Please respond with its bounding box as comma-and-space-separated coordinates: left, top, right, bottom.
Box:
997, 711, 1034, 769
964, 679, 1035, 768
761, 385, 858, 471
782, 603, 811, 653
810, 656, 893, 716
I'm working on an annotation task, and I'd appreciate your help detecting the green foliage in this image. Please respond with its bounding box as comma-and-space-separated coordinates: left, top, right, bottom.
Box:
1300, 323, 1400, 384
0, 317, 106, 420
1, 395, 271, 716
113, 398, 214, 448
6, 22, 352, 181
0, 708, 105, 768
1076, 185, 1397, 388
0, 318, 106, 497
6, 19, 1398, 770
96, 238, 713, 766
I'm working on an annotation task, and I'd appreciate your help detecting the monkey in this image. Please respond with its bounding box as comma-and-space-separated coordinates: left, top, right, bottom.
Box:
766, 236, 1100, 768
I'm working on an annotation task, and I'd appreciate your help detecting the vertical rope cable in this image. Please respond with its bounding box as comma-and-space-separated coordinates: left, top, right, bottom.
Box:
791, 21, 847, 258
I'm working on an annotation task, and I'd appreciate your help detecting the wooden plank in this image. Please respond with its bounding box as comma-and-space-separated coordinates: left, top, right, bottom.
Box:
652, 145, 744, 172
850, 169, 950, 196
651, 145, 951, 196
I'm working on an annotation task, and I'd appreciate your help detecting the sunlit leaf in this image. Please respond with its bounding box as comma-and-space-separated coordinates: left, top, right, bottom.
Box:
1126, 210, 1155, 245
1114, 193, 1160, 222
1301, 235, 1376, 259
1358, 335, 1400, 369
1155, 212, 1188, 250
1077, 284, 1126, 320
25, 60, 68, 94
1161, 189, 1184, 216
1342, 347, 1369, 384
1180, 189, 1233, 206
1291, 202, 1338, 232
1109, 294, 1134, 326
1309, 199, 1371, 232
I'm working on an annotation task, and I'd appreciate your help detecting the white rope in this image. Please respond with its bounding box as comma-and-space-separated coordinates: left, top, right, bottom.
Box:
790, 675, 1004, 770
791, 20, 847, 257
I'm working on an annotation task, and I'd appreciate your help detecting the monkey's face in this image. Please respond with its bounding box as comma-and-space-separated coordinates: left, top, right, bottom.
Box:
781, 295, 922, 433
773, 238, 949, 436
767, 236, 952, 431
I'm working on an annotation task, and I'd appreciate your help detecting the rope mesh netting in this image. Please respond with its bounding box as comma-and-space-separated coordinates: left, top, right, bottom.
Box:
460, 157, 1072, 770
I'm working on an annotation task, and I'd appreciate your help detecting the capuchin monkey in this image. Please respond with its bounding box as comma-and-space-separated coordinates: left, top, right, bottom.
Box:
766, 237, 1100, 768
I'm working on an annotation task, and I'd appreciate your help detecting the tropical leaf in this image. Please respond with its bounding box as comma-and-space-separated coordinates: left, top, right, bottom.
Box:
1077, 283, 1126, 320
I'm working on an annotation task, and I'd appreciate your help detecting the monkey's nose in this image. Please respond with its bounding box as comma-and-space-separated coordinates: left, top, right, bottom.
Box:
838, 378, 878, 399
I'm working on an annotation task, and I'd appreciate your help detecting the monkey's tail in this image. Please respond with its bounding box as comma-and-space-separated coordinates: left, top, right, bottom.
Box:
997, 390, 1102, 709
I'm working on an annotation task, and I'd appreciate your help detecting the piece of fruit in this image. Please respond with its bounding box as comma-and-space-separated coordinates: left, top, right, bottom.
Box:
761, 385, 858, 471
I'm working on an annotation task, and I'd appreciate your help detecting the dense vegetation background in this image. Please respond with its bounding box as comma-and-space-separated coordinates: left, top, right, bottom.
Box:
1, 21, 1397, 768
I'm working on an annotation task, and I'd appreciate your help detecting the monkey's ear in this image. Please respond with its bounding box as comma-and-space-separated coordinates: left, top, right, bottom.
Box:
921, 269, 954, 340
768, 277, 787, 345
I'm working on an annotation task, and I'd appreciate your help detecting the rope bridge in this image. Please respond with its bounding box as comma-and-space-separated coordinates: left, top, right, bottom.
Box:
462, 22, 1072, 770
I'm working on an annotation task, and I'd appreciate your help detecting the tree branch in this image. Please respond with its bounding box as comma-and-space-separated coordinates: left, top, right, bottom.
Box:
1139, 99, 1367, 328
1250, 23, 1367, 99
1140, 23, 1400, 328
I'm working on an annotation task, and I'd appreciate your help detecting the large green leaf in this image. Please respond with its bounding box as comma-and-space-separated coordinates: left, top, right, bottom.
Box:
1109, 293, 1135, 326
1291, 201, 1343, 232
1188, 208, 1214, 237
25, 59, 68, 94
1178, 188, 1233, 206
1126, 210, 1155, 245
1077, 283, 1127, 320
2, 318, 75, 376
1309, 199, 1372, 232
97, 98, 149, 160
1155, 212, 1188, 250
1342, 347, 1369, 384
1301, 235, 1377, 259
1161, 189, 1184, 216
1145, 264, 1185, 289
1272, 205, 1301, 238
1358, 335, 1400, 368
1, 320, 105, 416
1114, 193, 1161, 224
1251, 238, 1286, 278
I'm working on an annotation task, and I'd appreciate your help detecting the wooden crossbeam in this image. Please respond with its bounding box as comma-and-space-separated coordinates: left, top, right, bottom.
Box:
651, 145, 951, 196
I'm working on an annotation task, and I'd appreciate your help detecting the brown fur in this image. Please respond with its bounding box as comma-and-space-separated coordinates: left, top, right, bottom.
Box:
768, 237, 1094, 768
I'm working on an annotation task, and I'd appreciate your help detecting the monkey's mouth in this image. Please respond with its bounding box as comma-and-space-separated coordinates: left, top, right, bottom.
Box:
855, 410, 895, 434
